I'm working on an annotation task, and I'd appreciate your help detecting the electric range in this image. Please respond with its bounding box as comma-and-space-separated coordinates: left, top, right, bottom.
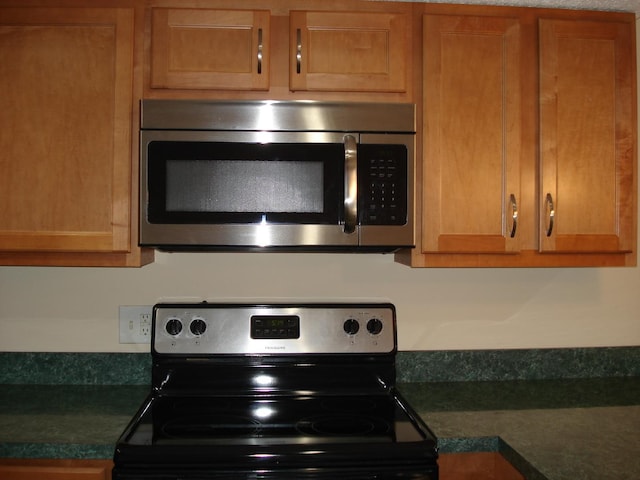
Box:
113, 302, 438, 479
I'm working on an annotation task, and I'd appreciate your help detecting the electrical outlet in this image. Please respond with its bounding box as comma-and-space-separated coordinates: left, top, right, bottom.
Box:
119, 306, 153, 344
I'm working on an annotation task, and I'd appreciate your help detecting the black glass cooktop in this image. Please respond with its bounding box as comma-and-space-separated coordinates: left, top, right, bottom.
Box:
115, 392, 437, 475
124, 393, 427, 447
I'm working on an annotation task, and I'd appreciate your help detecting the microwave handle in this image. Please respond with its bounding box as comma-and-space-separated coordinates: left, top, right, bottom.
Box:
343, 135, 357, 234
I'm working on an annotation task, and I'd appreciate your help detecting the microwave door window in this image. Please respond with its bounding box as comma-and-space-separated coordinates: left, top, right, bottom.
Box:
147, 142, 344, 225
165, 160, 324, 214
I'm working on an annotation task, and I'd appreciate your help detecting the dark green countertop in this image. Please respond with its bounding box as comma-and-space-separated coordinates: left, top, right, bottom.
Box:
1, 379, 639, 479
0, 385, 148, 459
1, 350, 639, 478
400, 378, 640, 480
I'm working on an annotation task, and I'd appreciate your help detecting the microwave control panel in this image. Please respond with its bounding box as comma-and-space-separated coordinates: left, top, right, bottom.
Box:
358, 144, 408, 225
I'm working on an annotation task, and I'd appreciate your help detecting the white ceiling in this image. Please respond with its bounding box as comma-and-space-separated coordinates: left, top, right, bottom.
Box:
422, 0, 640, 15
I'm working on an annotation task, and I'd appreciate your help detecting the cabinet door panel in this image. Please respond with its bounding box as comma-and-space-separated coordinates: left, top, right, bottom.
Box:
539, 19, 635, 253
0, 8, 134, 253
290, 11, 409, 92
0, 459, 112, 480
439, 452, 525, 480
422, 14, 521, 253
150, 8, 270, 90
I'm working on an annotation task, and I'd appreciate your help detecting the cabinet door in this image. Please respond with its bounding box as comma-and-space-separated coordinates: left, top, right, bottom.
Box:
439, 452, 525, 480
0, 8, 134, 255
539, 19, 636, 253
0, 459, 112, 480
422, 14, 522, 253
290, 10, 409, 92
150, 8, 270, 90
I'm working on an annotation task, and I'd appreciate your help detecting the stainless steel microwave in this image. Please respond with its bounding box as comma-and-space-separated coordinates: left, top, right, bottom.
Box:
139, 100, 415, 252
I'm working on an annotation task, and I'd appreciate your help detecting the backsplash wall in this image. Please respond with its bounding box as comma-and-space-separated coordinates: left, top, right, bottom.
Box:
0, 250, 639, 352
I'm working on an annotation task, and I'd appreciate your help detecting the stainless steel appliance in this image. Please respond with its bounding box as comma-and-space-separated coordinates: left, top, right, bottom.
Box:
139, 100, 415, 251
113, 301, 438, 479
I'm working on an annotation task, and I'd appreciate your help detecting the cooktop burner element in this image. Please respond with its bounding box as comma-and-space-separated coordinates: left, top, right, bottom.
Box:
295, 414, 386, 436
113, 302, 438, 480
162, 415, 262, 438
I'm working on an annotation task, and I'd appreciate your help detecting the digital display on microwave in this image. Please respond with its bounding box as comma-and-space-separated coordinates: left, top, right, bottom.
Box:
165, 159, 324, 214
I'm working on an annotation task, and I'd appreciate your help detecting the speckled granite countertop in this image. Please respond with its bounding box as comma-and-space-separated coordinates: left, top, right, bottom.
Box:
1, 378, 639, 479
401, 378, 640, 480
0, 385, 149, 459
1, 350, 639, 478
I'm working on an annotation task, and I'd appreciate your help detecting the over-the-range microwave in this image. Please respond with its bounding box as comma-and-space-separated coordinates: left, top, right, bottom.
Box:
139, 100, 415, 252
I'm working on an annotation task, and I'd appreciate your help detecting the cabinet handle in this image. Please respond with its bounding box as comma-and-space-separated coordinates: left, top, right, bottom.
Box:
509, 194, 518, 238
343, 134, 358, 234
545, 193, 555, 237
257, 28, 263, 74
296, 28, 302, 74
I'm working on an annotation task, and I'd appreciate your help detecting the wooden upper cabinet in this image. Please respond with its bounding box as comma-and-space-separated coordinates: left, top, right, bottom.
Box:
539, 18, 636, 254
150, 8, 271, 90
421, 14, 522, 254
399, 7, 636, 268
147, 5, 411, 96
289, 10, 409, 92
0, 7, 151, 266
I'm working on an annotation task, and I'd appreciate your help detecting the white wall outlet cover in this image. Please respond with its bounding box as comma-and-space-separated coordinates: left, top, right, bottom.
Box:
119, 305, 153, 344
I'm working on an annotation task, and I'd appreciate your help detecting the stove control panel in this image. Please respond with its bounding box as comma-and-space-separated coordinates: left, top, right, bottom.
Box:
153, 303, 396, 355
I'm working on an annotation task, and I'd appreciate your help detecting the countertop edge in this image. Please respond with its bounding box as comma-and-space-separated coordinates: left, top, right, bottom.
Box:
0, 443, 113, 460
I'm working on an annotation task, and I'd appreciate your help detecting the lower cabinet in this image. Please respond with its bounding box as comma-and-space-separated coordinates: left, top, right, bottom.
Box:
0, 459, 112, 480
0, 455, 521, 480
439, 452, 526, 480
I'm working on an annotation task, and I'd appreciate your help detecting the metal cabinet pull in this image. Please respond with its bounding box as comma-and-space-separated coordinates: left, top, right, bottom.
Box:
545, 193, 555, 237
343, 135, 358, 234
257, 28, 263, 74
509, 194, 518, 238
296, 29, 302, 74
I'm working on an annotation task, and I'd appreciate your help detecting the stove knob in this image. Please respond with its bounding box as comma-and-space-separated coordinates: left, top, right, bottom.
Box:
366, 318, 383, 335
190, 318, 207, 336
343, 318, 360, 335
165, 318, 183, 336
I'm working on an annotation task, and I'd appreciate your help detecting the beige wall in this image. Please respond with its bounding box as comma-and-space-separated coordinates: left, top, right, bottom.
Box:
0, 14, 638, 354
0, 250, 639, 352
